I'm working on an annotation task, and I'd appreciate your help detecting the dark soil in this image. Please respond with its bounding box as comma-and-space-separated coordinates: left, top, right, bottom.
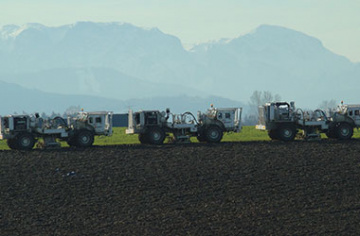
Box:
1, 140, 360, 235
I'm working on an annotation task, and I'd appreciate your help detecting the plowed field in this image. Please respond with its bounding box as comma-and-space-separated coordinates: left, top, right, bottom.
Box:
1, 140, 360, 235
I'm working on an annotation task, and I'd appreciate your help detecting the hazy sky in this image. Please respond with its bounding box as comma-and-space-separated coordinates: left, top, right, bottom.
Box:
1, 0, 359, 62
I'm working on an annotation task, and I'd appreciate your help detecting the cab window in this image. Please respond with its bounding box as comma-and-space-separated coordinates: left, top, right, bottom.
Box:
355, 110, 360, 116
225, 113, 231, 119
96, 117, 102, 123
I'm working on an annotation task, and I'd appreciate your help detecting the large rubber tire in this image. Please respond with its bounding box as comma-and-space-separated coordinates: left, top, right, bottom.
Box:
336, 123, 353, 140
277, 124, 296, 142
204, 125, 223, 143
146, 127, 165, 145
16, 133, 35, 150
197, 135, 206, 142
67, 138, 76, 147
75, 130, 94, 147
7, 139, 18, 150
138, 133, 148, 144
326, 128, 337, 139
268, 130, 278, 140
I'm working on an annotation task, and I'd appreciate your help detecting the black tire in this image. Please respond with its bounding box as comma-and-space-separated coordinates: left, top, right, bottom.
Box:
204, 125, 223, 143
277, 124, 296, 142
336, 123, 353, 140
146, 127, 165, 145
268, 130, 278, 140
138, 133, 148, 144
67, 138, 76, 147
7, 139, 18, 150
197, 135, 206, 142
326, 129, 337, 139
16, 133, 35, 150
75, 130, 94, 147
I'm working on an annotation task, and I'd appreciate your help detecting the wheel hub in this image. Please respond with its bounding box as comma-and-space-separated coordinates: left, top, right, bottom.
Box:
21, 137, 31, 146
341, 128, 349, 136
81, 136, 90, 143
210, 131, 219, 138
283, 129, 292, 137
153, 132, 161, 140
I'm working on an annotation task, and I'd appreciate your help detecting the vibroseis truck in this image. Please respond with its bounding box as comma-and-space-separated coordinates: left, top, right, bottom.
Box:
256, 101, 360, 141
126, 105, 242, 144
0, 111, 113, 150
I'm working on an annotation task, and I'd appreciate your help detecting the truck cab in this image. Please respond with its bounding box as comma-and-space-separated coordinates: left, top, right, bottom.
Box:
336, 104, 360, 127
256, 102, 296, 130
0, 115, 31, 139
203, 107, 242, 132
126, 110, 164, 135
77, 111, 113, 136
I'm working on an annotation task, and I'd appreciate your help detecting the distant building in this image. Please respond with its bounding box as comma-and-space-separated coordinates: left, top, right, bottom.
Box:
112, 113, 128, 127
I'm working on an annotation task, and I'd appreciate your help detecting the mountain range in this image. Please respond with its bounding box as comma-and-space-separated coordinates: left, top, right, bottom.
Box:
0, 80, 242, 115
0, 22, 359, 114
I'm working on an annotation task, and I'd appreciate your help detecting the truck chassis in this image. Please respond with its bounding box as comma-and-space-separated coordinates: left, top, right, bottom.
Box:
256, 101, 360, 141
126, 106, 242, 144
0, 111, 113, 150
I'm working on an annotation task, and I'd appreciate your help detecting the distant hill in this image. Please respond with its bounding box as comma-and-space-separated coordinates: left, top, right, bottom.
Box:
0, 80, 243, 115
1, 67, 207, 100
1, 22, 359, 109
0, 80, 125, 114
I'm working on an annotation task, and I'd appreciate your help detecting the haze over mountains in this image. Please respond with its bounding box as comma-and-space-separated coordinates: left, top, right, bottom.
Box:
0, 22, 359, 114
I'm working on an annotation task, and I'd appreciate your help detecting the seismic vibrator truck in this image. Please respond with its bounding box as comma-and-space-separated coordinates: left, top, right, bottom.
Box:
0, 111, 113, 150
126, 105, 242, 144
256, 101, 360, 141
